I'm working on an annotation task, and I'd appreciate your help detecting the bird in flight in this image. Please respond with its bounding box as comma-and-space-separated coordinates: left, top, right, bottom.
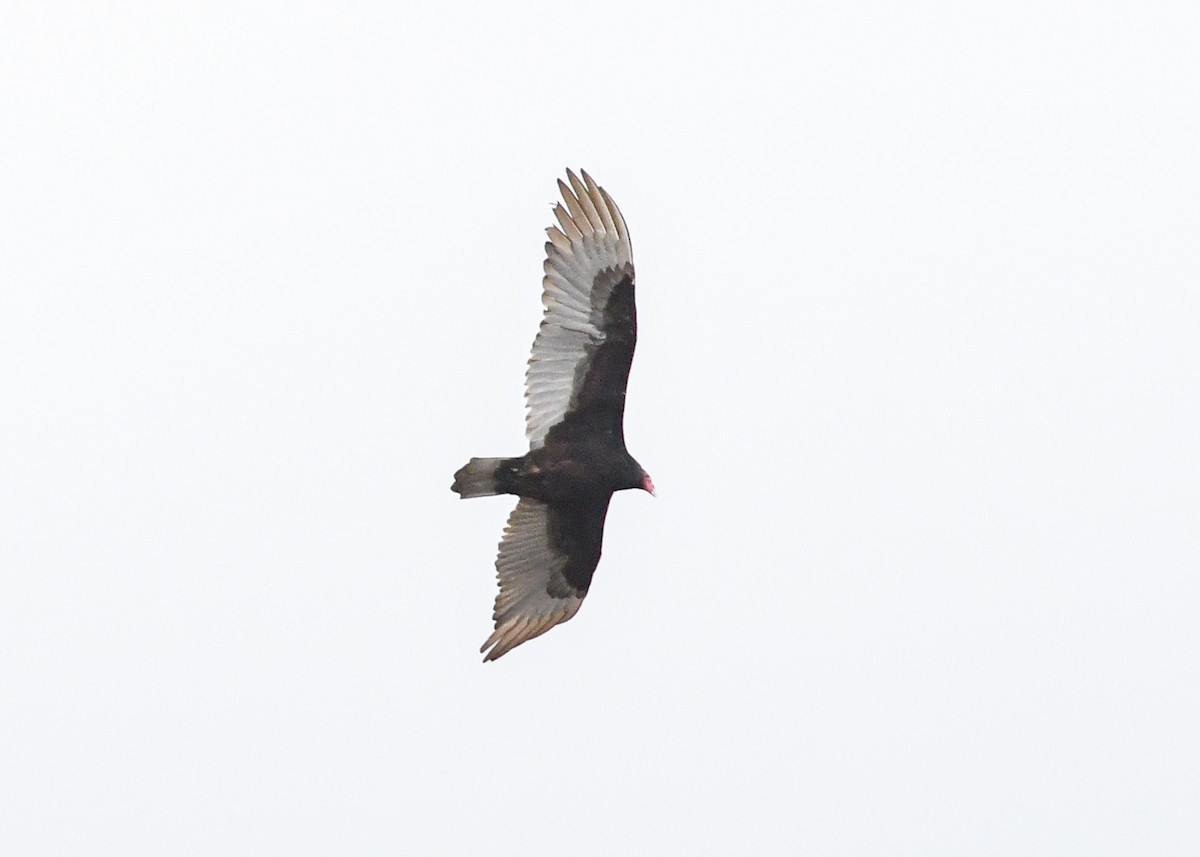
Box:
452, 170, 654, 661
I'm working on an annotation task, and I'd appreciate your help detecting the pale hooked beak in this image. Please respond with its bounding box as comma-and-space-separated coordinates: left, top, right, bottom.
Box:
643, 474, 656, 497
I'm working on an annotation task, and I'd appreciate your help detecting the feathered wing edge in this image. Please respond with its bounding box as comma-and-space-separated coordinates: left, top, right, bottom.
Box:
481, 498, 585, 661
524, 170, 635, 449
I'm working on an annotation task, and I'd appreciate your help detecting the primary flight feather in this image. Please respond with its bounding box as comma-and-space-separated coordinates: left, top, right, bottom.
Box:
451, 170, 654, 661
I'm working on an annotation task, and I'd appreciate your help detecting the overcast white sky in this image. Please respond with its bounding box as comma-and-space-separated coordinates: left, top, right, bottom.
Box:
2, 1, 1198, 854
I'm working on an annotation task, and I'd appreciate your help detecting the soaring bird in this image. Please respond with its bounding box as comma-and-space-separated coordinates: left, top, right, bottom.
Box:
452, 170, 654, 661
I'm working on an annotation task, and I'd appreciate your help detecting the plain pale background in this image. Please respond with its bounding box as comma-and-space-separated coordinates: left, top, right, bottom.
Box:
2, 1, 1197, 854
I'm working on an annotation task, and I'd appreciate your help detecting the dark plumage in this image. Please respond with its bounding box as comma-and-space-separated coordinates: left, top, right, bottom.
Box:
451, 170, 653, 661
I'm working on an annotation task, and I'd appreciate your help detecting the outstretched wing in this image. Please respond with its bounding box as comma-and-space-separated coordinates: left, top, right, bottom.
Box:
525, 170, 637, 450
482, 496, 612, 661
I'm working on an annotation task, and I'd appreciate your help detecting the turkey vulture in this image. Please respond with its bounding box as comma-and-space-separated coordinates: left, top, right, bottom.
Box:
451, 170, 654, 661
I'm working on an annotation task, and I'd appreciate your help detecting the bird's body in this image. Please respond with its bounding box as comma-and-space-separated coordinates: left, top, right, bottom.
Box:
451, 171, 653, 661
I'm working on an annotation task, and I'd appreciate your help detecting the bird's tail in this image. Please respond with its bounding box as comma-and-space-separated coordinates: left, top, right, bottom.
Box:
451, 457, 511, 498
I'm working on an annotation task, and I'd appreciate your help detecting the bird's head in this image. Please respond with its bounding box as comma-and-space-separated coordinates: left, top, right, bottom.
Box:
621, 456, 655, 496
